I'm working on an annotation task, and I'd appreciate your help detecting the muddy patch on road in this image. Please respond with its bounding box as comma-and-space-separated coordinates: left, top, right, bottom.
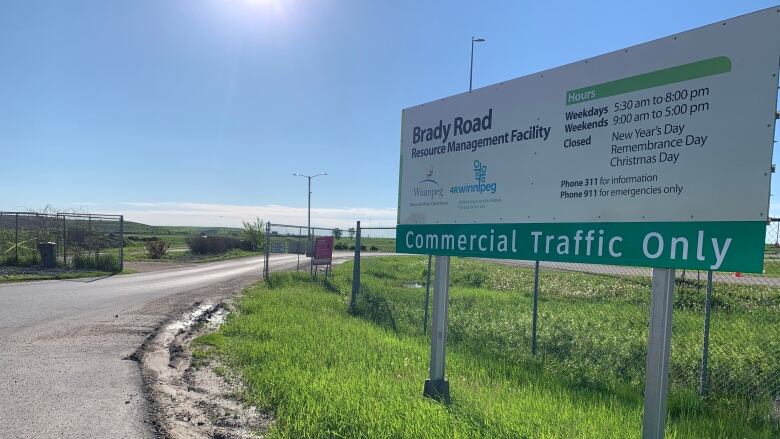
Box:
134, 301, 272, 438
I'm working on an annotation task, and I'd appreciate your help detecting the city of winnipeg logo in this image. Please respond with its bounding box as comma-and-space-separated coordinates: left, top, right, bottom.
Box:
413, 165, 444, 199
450, 160, 498, 194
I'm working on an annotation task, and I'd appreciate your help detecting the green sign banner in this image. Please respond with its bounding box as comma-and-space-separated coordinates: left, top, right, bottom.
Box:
565, 56, 731, 105
396, 221, 765, 272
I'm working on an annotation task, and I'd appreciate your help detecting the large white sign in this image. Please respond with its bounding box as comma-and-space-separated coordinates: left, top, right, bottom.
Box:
398, 8, 780, 227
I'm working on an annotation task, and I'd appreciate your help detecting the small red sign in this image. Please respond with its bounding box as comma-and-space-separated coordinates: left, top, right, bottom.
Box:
313, 236, 334, 265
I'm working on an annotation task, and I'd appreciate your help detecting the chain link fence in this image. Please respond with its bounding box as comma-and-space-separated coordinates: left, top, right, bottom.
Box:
0, 212, 124, 272
264, 219, 780, 430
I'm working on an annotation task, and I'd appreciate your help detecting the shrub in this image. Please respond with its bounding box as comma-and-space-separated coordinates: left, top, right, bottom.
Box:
334, 243, 348, 250
71, 254, 88, 269
3, 253, 40, 267
144, 238, 169, 259
241, 217, 265, 251
95, 254, 119, 271
453, 269, 488, 288
187, 235, 243, 255
370, 245, 379, 252
71, 253, 120, 272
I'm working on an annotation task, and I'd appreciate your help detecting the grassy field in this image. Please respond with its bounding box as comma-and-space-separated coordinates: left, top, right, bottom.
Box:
122, 220, 247, 262
122, 241, 262, 263
122, 221, 243, 237
751, 258, 780, 277
121, 223, 263, 262
199, 257, 780, 438
0, 267, 137, 283
335, 237, 396, 252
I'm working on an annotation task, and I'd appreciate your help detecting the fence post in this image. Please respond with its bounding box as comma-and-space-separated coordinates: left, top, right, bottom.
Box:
296, 228, 301, 272
309, 226, 314, 276
62, 215, 67, 267
350, 221, 361, 314
423, 255, 432, 333
532, 260, 540, 355
0, 212, 3, 259
263, 222, 271, 280
15, 213, 19, 263
699, 270, 714, 397
119, 215, 124, 272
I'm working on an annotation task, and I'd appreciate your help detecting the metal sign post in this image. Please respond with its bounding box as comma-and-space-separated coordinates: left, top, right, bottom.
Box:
424, 255, 451, 403
642, 268, 676, 439
422, 254, 432, 333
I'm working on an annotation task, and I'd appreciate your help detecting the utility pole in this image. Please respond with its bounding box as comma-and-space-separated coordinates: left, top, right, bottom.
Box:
293, 172, 327, 270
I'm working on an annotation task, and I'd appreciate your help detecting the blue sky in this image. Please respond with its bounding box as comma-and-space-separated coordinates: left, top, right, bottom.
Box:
1, 0, 778, 227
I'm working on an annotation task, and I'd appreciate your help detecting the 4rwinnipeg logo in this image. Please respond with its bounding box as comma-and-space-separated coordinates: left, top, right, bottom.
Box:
451, 160, 498, 194
413, 165, 444, 199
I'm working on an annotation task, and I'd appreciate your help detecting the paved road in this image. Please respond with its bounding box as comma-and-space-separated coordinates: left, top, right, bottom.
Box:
0, 254, 304, 438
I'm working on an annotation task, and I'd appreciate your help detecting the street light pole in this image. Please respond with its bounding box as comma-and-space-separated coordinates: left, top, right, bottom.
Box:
293, 172, 327, 263
469, 36, 485, 92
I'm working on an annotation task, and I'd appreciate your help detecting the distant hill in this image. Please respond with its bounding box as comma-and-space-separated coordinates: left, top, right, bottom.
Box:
123, 221, 243, 237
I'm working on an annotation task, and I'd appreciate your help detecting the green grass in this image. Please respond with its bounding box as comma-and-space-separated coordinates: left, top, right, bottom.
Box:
166, 248, 262, 263
201, 260, 780, 438
122, 221, 243, 237
335, 237, 396, 252
750, 258, 780, 277
335, 258, 780, 404
0, 269, 123, 283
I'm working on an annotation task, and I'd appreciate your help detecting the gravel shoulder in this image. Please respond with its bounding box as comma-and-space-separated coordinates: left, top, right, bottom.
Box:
134, 301, 272, 438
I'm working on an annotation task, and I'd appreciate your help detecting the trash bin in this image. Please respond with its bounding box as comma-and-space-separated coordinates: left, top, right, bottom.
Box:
37, 242, 57, 268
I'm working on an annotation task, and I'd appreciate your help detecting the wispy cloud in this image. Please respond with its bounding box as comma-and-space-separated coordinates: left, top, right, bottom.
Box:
117, 201, 396, 228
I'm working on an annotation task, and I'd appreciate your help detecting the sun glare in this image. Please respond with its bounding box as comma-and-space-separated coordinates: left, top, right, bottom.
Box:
233, 0, 289, 20
241, 0, 276, 6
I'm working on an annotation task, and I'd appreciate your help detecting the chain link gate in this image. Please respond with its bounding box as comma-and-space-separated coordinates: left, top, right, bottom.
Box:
263, 222, 353, 279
